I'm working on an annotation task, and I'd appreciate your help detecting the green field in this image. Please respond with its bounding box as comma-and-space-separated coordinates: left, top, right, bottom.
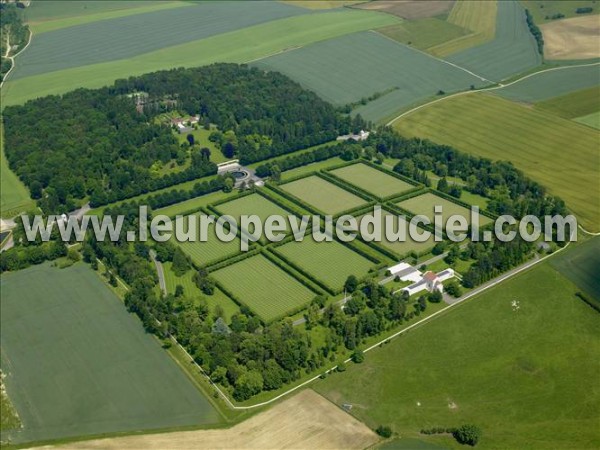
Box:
275, 237, 376, 290
211, 254, 316, 322
397, 192, 492, 231
12, 1, 306, 80
281, 157, 345, 181
174, 214, 241, 266
535, 86, 600, 118
281, 176, 367, 214
2, 10, 398, 106
574, 111, 600, 129
315, 262, 600, 449
28, 2, 189, 34
162, 262, 240, 321
495, 64, 600, 102
252, 30, 485, 107
0, 263, 219, 444
446, 0, 541, 82
428, 0, 498, 57
394, 94, 600, 231
550, 237, 600, 301
522, 0, 599, 24
376, 18, 470, 53
330, 163, 415, 198
358, 209, 436, 257
0, 124, 35, 219
154, 190, 234, 218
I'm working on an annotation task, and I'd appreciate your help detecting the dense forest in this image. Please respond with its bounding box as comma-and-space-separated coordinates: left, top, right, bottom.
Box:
0, 4, 30, 81
3, 64, 354, 212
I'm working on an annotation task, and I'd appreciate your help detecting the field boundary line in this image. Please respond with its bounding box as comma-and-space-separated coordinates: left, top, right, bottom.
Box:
386, 61, 600, 126
370, 30, 494, 84
578, 224, 600, 236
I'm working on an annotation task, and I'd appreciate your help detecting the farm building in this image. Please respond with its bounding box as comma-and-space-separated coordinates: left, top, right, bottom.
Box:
400, 269, 455, 297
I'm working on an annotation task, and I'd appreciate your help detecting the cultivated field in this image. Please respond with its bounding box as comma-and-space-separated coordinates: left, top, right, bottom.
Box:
522, 0, 598, 24
330, 163, 415, 198
357, 209, 436, 257
445, 0, 541, 82
0, 124, 34, 219
394, 94, 600, 231
496, 63, 600, 102
550, 236, 600, 301
162, 262, 240, 321
281, 175, 366, 214
575, 111, 600, 129
11, 1, 306, 80
275, 237, 376, 290
315, 263, 600, 449
535, 85, 600, 119
174, 214, 241, 266
352, 0, 455, 20
2, 10, 398, 106
252, 30, 485, 107
211, 255, 316, 322
55, 390, 379, 450
428, 0, 497, 56
542, 15, 600, 60
0, 263, 219, 444
397, 192, 492, 230
376, 18, 470, 52
282, 0, 361, 9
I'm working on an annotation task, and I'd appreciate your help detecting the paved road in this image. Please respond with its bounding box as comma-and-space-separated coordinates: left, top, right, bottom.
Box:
149, 249, 167, 296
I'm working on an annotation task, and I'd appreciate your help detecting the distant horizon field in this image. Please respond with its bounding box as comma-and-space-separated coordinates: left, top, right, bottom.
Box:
2, 9, 398, 106
0, 263, 220, 444
394, 93, 600, 231
315, 261, 600, 449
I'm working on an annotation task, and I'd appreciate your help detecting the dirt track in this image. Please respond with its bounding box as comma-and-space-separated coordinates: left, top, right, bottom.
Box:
542, 15, 600, 60
43, 390, 378, 450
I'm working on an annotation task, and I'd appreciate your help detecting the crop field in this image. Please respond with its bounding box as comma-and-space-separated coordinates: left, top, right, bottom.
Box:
0, 263, 219, 444
281, 175, 367, 214
550, 237, 600, 301
376, 18, 470, 52
282, 1, 362, 9
275, 237, 376, 290
575, 111, 600, 129
57, 390, 379, 450
445, 0, 541, 82
495, 63, 600, 103
211, 254, 316, 322
397, 192, 492, 231
315, 263, 600, 449
358, 209, 436, 257
27, 2, 188, 34
162, 262, 240, 321
352, 0, 455, 20
12, 1, 306, 80
330, 163, 415, 198
535, 86, 600, 119
428, 0, 497, 57
2, 10, 398, 106
252, 31, 485, 107
174, 214, 241, 266
0, 125, 34, 219
541, 15, 600, 60
522, 0, 599, 24
395, 94, 600, 231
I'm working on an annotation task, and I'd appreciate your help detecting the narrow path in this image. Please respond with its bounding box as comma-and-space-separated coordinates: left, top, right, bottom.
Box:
149, 249, 167, 296
0, 25, 33, 89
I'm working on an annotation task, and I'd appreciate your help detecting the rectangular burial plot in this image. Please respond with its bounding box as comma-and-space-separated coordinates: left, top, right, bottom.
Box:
330, 163, 414, 198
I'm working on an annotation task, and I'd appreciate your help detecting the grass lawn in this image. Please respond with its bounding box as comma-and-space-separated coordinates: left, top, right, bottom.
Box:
174, 213, 241, 266
330, 163, 414, 198
0, 124, 35, 219
445, 0, 541, 82
315, 262, 600, 449
174, 127, 229, 165
252, 30, 485, 107
550, 236, 600, 301
274, 236, 376, 290
162, 262, 240, 321
535, 86, 600, 119
154, 190, 234, 218
2, 10, 398, 106
574, 111, 600, 129
281, 157, 345, 181
397, 192, 492, 231
0, 263, 219, 444
211, 254, 317, 322
281, 176, 367, 214
394, 93, 600, 232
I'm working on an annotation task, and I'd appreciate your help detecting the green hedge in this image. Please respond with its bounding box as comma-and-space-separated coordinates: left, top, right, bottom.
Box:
261, 248, 325, 296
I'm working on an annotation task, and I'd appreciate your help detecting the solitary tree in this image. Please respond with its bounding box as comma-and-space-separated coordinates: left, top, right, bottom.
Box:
344, 275, 358, 293
186, 133, 195, 146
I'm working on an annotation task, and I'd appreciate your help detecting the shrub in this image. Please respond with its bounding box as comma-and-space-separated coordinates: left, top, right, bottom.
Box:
352, 349, 365, 363
453, 424, 481, 446
376, 425, 392, 438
